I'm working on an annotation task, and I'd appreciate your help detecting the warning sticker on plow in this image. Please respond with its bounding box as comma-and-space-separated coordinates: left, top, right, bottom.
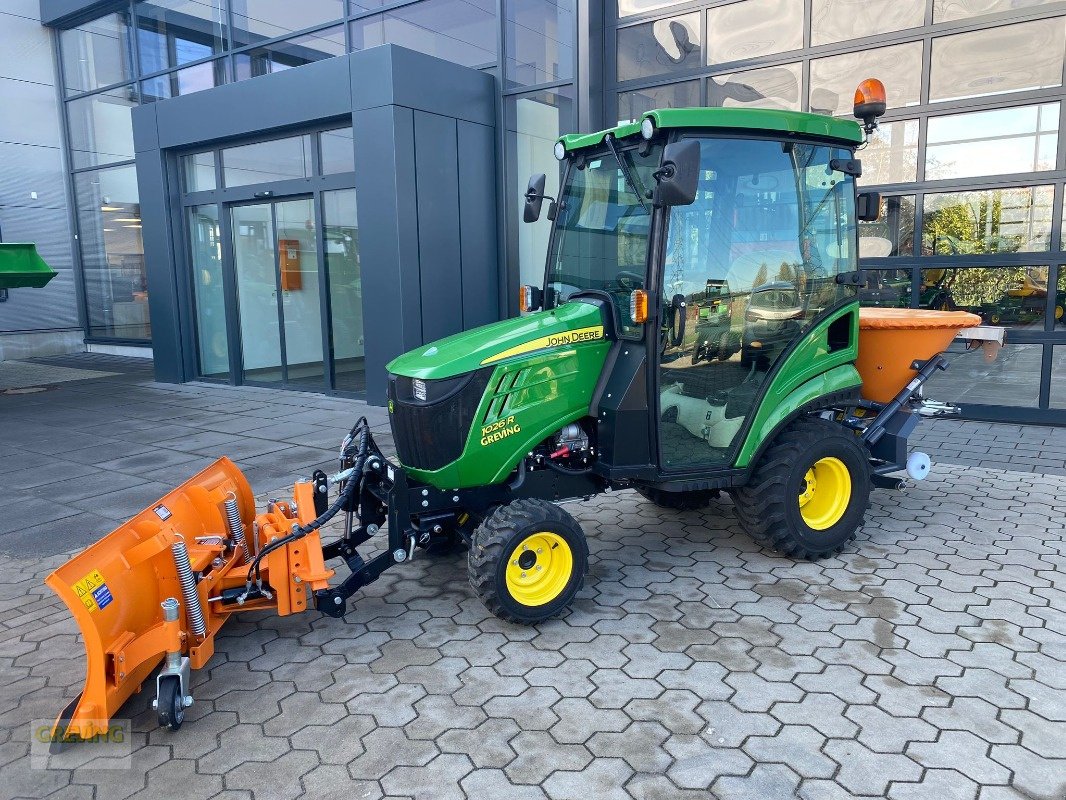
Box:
70, 569, 112, 613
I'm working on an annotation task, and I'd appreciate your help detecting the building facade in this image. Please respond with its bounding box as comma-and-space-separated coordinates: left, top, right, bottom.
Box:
1, 0, 1065, 420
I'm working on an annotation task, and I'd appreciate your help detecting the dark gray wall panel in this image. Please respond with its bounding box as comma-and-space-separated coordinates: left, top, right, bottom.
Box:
0, 142, 66, 210
457, 119, 499, 330
414, 110, 463, 344
40, 0, 125, 28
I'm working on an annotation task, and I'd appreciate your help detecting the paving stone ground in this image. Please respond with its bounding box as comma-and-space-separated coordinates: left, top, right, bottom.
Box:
0, 355, 1063, 799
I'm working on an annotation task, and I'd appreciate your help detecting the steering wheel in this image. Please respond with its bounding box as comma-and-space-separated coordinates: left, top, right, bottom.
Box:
612, 270, 645, 292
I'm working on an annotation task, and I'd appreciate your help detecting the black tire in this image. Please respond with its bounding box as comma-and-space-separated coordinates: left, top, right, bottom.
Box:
635, 486, 717, 511
732, 417, 871, 559
156, 676, 185, 731
468, 499, 588, 625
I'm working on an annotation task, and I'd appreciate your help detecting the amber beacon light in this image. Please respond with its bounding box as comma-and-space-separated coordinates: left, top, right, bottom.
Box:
853, 78, 887, 135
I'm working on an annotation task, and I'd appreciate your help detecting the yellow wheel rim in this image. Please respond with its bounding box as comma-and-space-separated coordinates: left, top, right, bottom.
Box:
504, 532, 573, 607
1056, 305, 1063, 320
798, 457, 852, 531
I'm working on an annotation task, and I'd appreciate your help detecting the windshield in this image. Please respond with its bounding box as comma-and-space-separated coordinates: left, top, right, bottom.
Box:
545, 144, 663, 336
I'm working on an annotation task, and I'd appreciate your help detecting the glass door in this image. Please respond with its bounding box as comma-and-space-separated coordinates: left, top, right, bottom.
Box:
230, 196, 324, 387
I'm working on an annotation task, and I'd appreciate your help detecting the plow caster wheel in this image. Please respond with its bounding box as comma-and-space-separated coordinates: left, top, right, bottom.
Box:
635, 486, 717, 511
732, 417, 871, 559
156, 676, 185, 731
468, 499, 588, 625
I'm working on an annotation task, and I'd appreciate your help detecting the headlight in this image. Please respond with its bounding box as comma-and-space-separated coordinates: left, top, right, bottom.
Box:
554, 141, 566, 160
640, 117, 655, 140
412, 378, 427, 402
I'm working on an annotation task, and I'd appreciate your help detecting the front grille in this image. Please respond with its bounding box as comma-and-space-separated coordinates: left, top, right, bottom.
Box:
388, 368, 494, 471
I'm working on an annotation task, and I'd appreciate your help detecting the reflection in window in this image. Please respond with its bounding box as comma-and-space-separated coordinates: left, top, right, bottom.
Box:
187, 205, 228, 378
324, 188, 365, 392
917, 267, 1049, 331
810, 41, 922, 116
233, 26, 345, 80
707, 0, 803, 66
1050, 344, 1066, 407
505, 0, 574, 87
184, 151, 216, 191
617, 80, 699, 123
922, 186, 1054, 255
708, 63, 801, 110
222, 135, 313, 186
859, 196, 915, 258
617, 14, 700, 82
60, 12, 134, 95
136, 0, 226, 75
507, 88, 574, 288
618, 0, 688, 17
320, 127, 355, 174
67, 87, 138, 169
74, 166, 149, 340
810, 0, 924, 46
859, 119, 918, 185
350, 0, 497, 67
934, 0, 1059, 23
230, 0, 344, 47
927, 339, 1042, 407
142, 59, 226, 100
925, 104, 1059, 181
860, 269, 912, 307
930, 18, 1066, 103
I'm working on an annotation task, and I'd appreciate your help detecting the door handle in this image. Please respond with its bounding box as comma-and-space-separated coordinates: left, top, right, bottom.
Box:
670, 294, 687, 347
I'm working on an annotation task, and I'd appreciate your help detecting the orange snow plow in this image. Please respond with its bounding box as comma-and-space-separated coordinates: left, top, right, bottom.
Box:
46, 456, 336, 742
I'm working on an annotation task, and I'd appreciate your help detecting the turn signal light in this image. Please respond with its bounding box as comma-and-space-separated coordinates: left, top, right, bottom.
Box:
630, 289, 648, 324
520, 284, 543, 313
853, 78, 887, 134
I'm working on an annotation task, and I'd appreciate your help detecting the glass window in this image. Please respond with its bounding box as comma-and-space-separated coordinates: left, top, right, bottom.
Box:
617, 13, 700, 83
184, 151, 217, 191
142, 59, 226, 100
67, 87, 138, 169
617, 80, 699, 123
917, 266, 1050, 331
933, 0, 1059, 23
811, 0, 924, 45
922, 186, 1054, 255
810, 41, 922, 116
930, 18, 1066, 103
860, 269, 913, 307
350, 0, 497, 68
707, 0, 803, 66
708, 63, 801, 110
350, 0, 384, 11
230, 0, 344, 48
320, 127, 355, 174
1051, 344, 1066, 407
507, 88, 574, 288
187, 205, 228, 378
926, 340, 1041, 407
504, 0, 574, 87
619, 0, 688, 17
222, 135, 313, 186
860, 119, 918, 185
74, 166, 149, 340
925, 103, 1059, 181
233, 26, 345, 80
323, 188, 365, 392
136, 0, 226, 75
60, 12, 134, 95
860, 195, 915, 257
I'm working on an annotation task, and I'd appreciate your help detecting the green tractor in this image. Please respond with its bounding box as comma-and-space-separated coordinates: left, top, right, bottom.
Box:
303, 84, 977, 625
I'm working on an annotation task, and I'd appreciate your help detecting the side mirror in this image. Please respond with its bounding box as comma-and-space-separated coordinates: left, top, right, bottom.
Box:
652, 139, 701, 208
523, 173, 547, 223
857, 191, 881, 222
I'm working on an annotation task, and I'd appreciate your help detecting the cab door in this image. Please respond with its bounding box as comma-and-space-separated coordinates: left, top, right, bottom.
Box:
654, 136, 858, 473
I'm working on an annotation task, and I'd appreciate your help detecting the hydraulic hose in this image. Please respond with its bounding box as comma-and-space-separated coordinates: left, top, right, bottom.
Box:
245, 417, 370, 586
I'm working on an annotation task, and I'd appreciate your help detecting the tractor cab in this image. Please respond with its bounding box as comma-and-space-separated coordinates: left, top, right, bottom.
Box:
524, 106, 878, 485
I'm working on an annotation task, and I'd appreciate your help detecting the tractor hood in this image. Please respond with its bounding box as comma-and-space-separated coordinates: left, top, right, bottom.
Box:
387, 300, 610, 380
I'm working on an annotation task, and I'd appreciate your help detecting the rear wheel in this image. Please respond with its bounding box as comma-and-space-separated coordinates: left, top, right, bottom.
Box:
635, 486, 717, 511
732, 417, 871, 559
468, 499, 588, 624
156, 677, 185, 731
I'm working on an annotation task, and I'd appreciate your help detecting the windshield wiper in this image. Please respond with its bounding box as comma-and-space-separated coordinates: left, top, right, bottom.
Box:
604, 134, 649, 215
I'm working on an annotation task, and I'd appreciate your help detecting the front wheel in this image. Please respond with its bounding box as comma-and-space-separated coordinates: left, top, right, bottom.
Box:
731, 417, 871, 559
468, 499, 588, 624
156, 676, 185, 731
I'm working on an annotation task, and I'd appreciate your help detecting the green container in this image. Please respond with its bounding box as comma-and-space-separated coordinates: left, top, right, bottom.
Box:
0, 243, 58, 289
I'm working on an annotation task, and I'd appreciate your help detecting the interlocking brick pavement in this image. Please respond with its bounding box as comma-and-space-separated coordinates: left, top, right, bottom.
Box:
0, 357, 1064, 799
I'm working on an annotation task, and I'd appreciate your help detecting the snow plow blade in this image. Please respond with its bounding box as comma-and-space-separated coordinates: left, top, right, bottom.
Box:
45, 457, 334, 743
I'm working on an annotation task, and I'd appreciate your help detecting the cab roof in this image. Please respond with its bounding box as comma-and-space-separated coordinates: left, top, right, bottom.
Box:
557, 107, 864, 153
